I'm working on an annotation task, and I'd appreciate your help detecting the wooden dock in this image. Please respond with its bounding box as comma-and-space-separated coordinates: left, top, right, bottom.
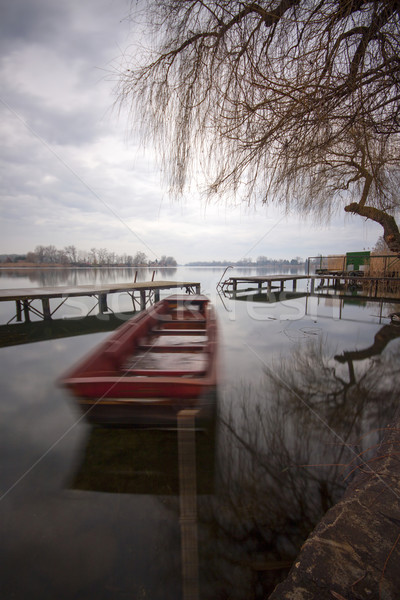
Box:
224, 275, 309, 294
309, 273, 400, 297
222, 273, 400, 299
0, 280, 201, 324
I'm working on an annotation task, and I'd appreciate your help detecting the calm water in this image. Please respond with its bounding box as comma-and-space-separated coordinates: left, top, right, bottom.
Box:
0, 266, 399, 599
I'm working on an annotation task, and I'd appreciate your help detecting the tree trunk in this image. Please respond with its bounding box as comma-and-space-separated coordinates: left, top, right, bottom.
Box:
344, 203, 400, 255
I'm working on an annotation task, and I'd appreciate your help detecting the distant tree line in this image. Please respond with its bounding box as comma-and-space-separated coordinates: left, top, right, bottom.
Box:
0, 245, 177, 267
186, 256, 304, 267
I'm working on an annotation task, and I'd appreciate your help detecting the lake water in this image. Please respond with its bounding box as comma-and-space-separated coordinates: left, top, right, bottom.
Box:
0, 266, 399, 599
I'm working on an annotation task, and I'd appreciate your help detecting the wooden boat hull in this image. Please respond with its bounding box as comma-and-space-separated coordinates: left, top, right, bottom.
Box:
60, 295, 217, 425
74, 391, 217, 427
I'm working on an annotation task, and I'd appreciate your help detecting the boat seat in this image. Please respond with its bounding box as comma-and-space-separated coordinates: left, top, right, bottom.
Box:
150, 328, 207, 336
122, 368, 206, 377
138, 344, 205, 353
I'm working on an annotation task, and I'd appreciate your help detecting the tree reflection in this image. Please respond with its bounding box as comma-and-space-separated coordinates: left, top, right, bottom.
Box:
67, 324, 400, 599
196, 322, 400, 598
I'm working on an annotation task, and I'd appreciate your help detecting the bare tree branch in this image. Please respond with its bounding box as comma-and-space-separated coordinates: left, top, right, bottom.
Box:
118, 0, 400, 252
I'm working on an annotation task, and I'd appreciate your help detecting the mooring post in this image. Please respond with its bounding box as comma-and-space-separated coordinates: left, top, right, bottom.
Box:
42, 298, 51, 320
99, 294, 108, 313
154, 289, 160, 302
15, 300, 22, 322
178, 409, 200, 600
140, 290, 146, 310
23, 300, 30, 322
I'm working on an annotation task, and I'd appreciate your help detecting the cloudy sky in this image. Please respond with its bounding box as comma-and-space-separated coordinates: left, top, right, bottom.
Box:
0, 0, 382, 264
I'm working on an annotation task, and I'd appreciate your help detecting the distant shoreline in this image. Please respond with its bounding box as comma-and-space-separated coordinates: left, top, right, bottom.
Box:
0, 262, 306, 269
0, 263, 166, 270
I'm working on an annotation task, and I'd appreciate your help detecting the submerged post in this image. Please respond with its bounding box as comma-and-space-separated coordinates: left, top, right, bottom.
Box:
23, 300, 30, 322
15, 300, 22, 322
140, 290, 146, 310
99, 294, 108, 314
178, 409, 199, 600
42, 298, 51, 320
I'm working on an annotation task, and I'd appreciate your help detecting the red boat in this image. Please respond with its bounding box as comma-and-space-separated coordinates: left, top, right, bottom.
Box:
60, 295, 218, 425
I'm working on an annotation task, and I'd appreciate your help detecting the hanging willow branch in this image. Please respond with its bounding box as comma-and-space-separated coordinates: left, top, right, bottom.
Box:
118, 0, 400, 252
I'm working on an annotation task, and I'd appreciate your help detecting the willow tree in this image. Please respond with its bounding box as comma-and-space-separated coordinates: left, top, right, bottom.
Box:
118, 0, 400, 252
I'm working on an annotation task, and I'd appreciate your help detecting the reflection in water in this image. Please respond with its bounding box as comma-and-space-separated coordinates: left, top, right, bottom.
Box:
0, 312, 137, 347
178, 410, 200, 600
0, 267, 178, 287
198, 325, 400, 597
223, 291, 307, 303
1, 266, 400, 599
70, 416, 215, 600
63, 323, 400, 599
71, 422, 215, 496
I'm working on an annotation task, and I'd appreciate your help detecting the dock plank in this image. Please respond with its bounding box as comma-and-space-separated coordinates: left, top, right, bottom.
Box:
0, 280, 201, 323
0, 280, 200, 301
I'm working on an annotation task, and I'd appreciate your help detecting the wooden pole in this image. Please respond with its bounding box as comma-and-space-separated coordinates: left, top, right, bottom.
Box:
42, 298, 51, 320
140, 290, 146, 310
178, 409, 199, 600
23, 300, 30, 322
16, 300, 22, 322
99, 294, 108, 313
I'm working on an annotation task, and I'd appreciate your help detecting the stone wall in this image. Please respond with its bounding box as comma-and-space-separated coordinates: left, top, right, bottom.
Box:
269, 415, 400, 600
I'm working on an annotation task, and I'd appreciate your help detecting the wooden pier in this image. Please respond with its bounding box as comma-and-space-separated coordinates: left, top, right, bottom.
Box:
225, 275, 309, 294
0, 280, 201, 324
222, 273, 400, 300
309, 273, 400, 297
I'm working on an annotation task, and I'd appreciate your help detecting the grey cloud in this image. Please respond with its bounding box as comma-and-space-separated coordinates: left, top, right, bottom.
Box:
0, 0, 130, 63
0, 0, 68, 49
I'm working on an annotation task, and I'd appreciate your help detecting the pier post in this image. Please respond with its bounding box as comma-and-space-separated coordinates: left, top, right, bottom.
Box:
42, 298, 51, 320
293, 279, 297, 291
267, 281, 272, 295
140, 290, 146, 310
154, 290, 160, 302
178, 409, 199, 600
195, 284, 200, 294
23, 300, 30, 323
310, 278, 315, 293
16, 300, 22, 322
99, 294, 108, 314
